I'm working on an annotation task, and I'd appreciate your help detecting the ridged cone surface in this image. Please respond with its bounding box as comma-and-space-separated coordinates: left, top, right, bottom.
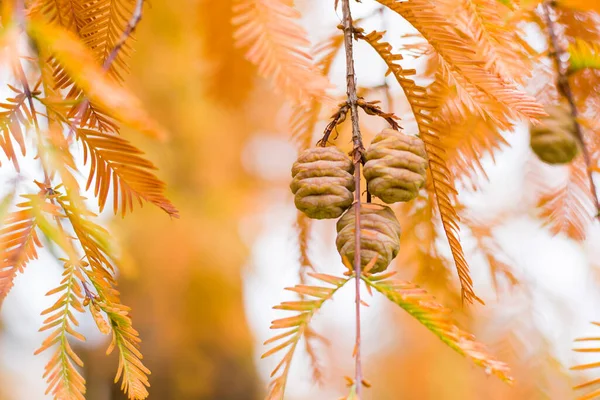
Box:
336, 203, 401, 274
363, 128, 428, 204
290, 146, 355, 219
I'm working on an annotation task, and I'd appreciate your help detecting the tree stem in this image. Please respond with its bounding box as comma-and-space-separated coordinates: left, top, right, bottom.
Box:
340, 0, 364, 394
542, 1, 600, 220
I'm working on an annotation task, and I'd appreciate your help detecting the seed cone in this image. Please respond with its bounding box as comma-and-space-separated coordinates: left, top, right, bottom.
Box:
530, 104, 579, 165
363, 128, 428, 204
290, 146, 355, 219
336, 203, 401, 274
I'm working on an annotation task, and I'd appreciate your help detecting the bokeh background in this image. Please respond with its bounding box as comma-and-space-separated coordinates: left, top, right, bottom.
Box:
1, 1, 600, 399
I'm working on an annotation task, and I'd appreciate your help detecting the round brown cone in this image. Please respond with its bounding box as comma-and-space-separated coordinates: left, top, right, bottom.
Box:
336, 203, 401, 274
290, 146, 355, 219
363, 129, 428, 204
530, 104, 579, 165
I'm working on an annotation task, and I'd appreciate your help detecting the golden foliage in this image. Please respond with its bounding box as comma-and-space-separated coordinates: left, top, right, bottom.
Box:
438, 99, 511, 181
76, 128, 178, 217
360, 30, 482, 305
396, 194, 459, 302
262, 273, 350, 399
362, 273, 513, 382
537, 158, 596, 241
36, 0, 136, 132
462, 212, 520, 294
0, 195, 43, 304
27, 16, 167, 139
78, 0, 136, 81
102, 300, 151, 399
453, 0, 534, 83
572, 322, 600, 400
35, 260, 87, 400
0, 84, 31, 172
57, 192, 151, 399
232, 0, 331, 105
376, 0, 545, 125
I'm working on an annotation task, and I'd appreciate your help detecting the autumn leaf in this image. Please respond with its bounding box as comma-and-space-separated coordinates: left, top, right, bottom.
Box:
26, 17, 167, 140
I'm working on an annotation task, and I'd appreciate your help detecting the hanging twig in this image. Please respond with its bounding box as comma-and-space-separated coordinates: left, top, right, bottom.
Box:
317, 101, 350, 146
340, 0, 365, 395
542, 1, 600, 220
357, 98, 400, 130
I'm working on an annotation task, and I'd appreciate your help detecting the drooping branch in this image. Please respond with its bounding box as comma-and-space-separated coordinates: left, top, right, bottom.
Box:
340, 0, 364, 395
541, 1, 600, 220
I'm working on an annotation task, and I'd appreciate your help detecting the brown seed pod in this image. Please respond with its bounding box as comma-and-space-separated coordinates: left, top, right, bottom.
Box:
363, 128, 428, 204
530, 104, 579, 165
290, 146, 355, 219
335, 203, 401, 274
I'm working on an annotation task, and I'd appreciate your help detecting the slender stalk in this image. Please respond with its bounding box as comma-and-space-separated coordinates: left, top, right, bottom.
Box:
340, 0, 364, 394
542, 1, 600, 220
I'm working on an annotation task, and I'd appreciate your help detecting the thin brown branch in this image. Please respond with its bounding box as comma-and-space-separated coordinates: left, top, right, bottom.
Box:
317, 101, 350, 146
102, 0, 144, 71
357, 98, 400, 130
340, 0, 364, 395
542, 1, 600, 220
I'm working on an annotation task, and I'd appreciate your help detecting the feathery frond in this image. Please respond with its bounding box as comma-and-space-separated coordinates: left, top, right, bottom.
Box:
262, 273, 350, 399
462, 212, 520, 293
439, 103, 511, 182
360, 30, 481, 304
68, 0, 137, 131
232, 0, 331, 104
376, 0, 545, 123
0, 195, 43, 304
36, 0, 135, 132
572, 322, 600, 400
454, 0, 533, 82
537, 159, 595, 241
0, 85, 32, 172
75, 128, 178, 217
397, 194, 460, 302
35, 0, 85, 33
79, 0, 136, 81
568, 39, 600, 74
362, 274, 513, 382
27, 16, 168, 139
57, 192, 118, 292
56, 192, 150, 399
102, 300, 151, 400
35, 259, 87, 400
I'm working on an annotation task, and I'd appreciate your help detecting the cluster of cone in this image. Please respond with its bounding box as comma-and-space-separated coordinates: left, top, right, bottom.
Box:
290, 129, 428, 273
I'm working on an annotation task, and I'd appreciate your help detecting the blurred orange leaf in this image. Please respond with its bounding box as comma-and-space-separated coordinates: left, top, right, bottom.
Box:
26, 17, 167, 140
